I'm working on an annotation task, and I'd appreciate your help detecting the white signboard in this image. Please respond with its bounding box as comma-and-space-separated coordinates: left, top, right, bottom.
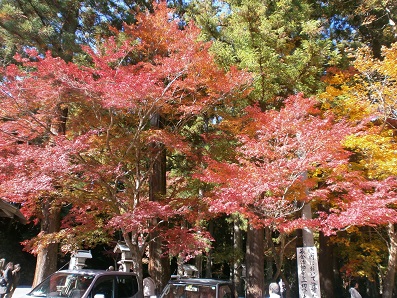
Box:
297, 247, 321, 298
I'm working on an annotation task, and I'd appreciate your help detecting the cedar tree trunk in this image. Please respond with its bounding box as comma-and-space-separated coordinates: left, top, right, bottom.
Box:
264, 227, 273, 281
33, 106, 68, 286
245, 225, 264, 298
32, 199, 61, 286
148, 113, 170, 294
233, 214, 244, 297
319, 232, 335, 298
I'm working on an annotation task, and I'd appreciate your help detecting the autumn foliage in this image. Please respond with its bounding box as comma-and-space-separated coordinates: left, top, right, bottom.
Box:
0, 2, 250, 279
1, 1, 397, 296
197, 94, 356, 230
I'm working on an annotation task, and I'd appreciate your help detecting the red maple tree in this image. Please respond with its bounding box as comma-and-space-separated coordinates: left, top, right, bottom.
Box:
197, 94, 358, 231
0, 2, 250, 285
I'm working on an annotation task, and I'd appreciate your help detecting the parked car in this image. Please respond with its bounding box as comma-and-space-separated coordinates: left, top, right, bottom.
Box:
24, 269, 143, 298
159, 276, 234, 298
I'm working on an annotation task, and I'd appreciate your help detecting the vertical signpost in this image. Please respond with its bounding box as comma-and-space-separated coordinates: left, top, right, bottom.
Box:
297, 246, 321, 298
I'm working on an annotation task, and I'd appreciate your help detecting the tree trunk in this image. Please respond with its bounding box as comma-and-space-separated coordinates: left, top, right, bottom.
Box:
382, 223, 397, 298
245, 225, 264, 298
302, 203, 314, 247
264, 227, 273, 281
32, 200, 61, 286
319, 232, 335, 298
205, 221, 214, 278
232, 214, 244, 297
33, 106, 67, 286
195, 254, 203, 277
148, 112, 169, 294
124, 231, 145, 293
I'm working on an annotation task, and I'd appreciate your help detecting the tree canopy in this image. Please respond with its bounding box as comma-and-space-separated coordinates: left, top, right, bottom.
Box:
1, 1, 397, 297
0, 2, 249, 286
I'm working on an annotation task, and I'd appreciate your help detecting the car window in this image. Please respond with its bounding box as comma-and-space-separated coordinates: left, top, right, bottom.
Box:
219, 285, 232, 298
29, 273, 94, 298
89, 276, 114, 298
161, 284, 216, 298
116, 275, 139, 298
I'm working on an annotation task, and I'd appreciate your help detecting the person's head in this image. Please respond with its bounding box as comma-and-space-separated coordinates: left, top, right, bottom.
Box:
14, 264, 21, 271
350, 280, 359, 288
269, 282, 280, 294
6, 262, 13, 269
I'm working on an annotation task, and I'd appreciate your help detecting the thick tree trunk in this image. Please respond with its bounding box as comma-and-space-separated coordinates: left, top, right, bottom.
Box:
148, 112, 169, 294
302, 202, 314, 247
195, 254, 203, 277
32, 200, 61, 287
148, 213, 170, 294
245, 225, 264, 298
232, 214, 244, 297
319, 232, 335, 298
382, 223, 397, 298
264, 227, 273, 281
33, 106, 67, 286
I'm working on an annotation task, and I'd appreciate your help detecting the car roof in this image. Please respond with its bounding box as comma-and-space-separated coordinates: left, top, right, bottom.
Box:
55, 269, 138, 276
167, 277, 232, 286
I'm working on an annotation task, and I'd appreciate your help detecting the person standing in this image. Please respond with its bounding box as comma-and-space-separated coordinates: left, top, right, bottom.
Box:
0, 262, 13, 298
143, 276, 156, 298
349, 280, 362, 298
268, 282, 281, 298
5, 264, 21, 298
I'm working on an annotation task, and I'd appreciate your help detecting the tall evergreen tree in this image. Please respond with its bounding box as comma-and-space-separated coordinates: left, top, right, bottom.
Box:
186, 0, 334, 296
0, 0, 153, 64
188, 0, 331, 106
310, 0, 397, 59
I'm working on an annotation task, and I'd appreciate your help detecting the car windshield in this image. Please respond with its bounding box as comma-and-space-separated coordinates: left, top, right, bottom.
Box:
161, 283, 233, 298
29, 273, 94, 298
161, 284, 217, 298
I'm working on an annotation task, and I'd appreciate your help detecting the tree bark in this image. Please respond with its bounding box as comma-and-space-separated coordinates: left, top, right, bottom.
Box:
148, 112, 169, 294
33, 106, 68, 286
264, 227, 273, 281
319, 232, 335, 298
232, 214, 244, 297
32, 200, 61, 287
245, 225, 264, 298
302, 203, 314, 247
382, 223, 397, 298
124, 231, 145, 293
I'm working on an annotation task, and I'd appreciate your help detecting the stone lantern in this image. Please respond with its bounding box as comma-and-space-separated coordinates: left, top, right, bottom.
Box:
69, 250, 92, 270
113, 242, 134, 272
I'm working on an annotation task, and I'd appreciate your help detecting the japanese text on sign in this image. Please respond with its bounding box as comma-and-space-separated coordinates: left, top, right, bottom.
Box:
297, 247, 321, 298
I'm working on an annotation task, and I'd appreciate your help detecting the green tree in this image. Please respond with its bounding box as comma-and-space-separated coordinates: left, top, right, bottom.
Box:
0, 0, 153, 64
188, 0, 331, 106
186, 1, 334, 296
311, 0, 397, 59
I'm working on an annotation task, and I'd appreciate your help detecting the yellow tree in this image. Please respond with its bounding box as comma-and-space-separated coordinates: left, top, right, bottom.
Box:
320, 43, 397, 298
